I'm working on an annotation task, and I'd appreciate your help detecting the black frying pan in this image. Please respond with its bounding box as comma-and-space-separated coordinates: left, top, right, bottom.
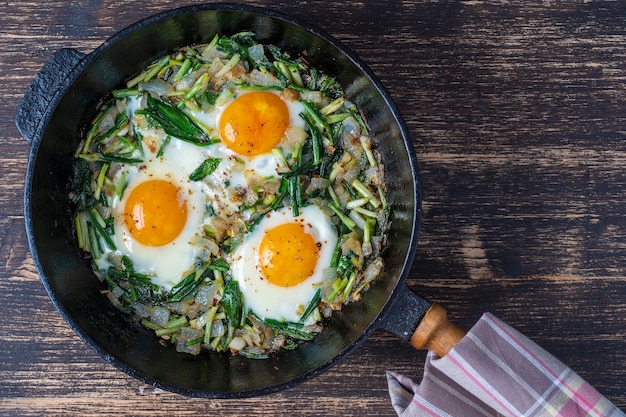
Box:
16, 3, 462, 398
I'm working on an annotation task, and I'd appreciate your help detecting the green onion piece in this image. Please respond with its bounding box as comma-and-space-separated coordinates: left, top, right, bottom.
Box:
299, 288, 321, 323
74, 213, 88, 250
127, 56, 170, 88
100, 155, 143, 164
210, 333, 222, 350
189, 158, 221, 181
302, 101, 330, 134
290, 141, 302, 164
346, 106, 370, 135
329, 241, 341, 268
203, 34, 219, 54
208, 258, 230, 272
216, 88, 235, 106
363, 218, 377, 244
222, 280, 243, 326
272, 148, 290, 170
141, 319, 162, 331
203, 305, 220, 344
341, 271, 358, 302
289, 66, 304, 87
156, 135, 171, 158
156, 320, 187, 337
185, 72, 209, 100
348, 210, 366, 230
328, 201, 356, 230
326, 185, 341, 207
326, 113, 349, 125
263, 319, 316, 341
359, 135, 377, 168
87, 209, 115, 250
378, 186, 388, 209
168, 316, 189, 329
112, 89, 140, 99
327, 277, 348, 302
168, 262, 210, 302
215, 54, 241, 77
275, 61, 292, 83
93, 163, 109, 201
337, 255, 355, 277
271, 177, 289, 210
320, 97, 344, 116
346, 198, 369, 210
342, 180, 359, 200
354, 206, 378, 218
137, 95, 213, 146
87, 223, 103, 258
289, 176, 301, 217
301, 112, 322, 166
185, 336, 204, 346
174, 58, 192, 82
238, 349, 270, 359
351, 179, 381, 209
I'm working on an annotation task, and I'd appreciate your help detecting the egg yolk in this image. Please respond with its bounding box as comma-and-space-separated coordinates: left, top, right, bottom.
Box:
219, 91, 290, 156
258, 223, 320, 287
123, 180, 187, 246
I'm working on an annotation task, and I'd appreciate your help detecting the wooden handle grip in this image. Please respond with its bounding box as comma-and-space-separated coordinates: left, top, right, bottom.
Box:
409, 304, 466, 357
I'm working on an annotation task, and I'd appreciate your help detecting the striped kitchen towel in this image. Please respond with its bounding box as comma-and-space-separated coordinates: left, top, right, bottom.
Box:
387, 313, 625, 417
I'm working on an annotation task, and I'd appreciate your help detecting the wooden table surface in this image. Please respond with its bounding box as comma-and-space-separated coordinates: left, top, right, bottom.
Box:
3, 1, 626, 415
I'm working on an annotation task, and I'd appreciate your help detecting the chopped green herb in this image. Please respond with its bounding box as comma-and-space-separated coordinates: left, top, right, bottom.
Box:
222, 280, 243, 326
189, 158, 221, 181
137, 95, 213, 146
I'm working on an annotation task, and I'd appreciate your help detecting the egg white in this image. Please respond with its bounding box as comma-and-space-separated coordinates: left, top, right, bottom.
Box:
228, 205, 338, 324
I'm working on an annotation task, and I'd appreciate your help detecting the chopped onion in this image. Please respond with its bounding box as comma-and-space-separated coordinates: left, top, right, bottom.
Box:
247, 44, 265, 61
305, 176, 330, 195
211, 320, 225, 338
250, 69, 282, 87
322, 267, 338, 299
138, 79, 174, 97
361, 257, 383, 286
150, 306, 170, 327
194, 284, 215, 306
299, 90, 323, 103
130, 302, 150, 318
341, 115, 362, 138
282, 125, 307, 153
229, 336, 247, 352
97, 111, 116, 135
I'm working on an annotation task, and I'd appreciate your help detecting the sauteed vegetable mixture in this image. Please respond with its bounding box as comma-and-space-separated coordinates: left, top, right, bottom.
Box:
70, 32, 389, 358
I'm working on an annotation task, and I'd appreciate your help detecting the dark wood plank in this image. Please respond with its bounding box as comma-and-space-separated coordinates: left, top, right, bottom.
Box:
2, 0, 626, 415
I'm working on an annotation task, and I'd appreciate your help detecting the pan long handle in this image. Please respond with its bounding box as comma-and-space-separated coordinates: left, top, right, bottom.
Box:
410, 303, 466, 357
380, 286, 466, 357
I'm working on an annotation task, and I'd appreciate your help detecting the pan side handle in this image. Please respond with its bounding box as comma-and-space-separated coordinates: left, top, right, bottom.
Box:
16, 48, 86, 145
380, 286, 465, 357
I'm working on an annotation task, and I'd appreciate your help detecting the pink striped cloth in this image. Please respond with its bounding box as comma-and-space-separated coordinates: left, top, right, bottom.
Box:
387, 313, 625, 417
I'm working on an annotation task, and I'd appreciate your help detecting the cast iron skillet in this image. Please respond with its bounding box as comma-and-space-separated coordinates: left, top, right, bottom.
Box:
16, 4, 463, 398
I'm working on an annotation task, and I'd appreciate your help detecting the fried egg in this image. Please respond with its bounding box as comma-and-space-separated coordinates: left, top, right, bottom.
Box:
228, 205, 338, 324
106, 138, 209, 289
192, 89, 306, 189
